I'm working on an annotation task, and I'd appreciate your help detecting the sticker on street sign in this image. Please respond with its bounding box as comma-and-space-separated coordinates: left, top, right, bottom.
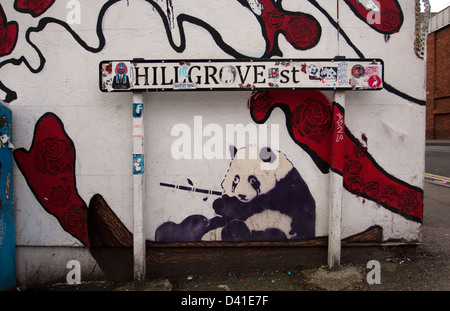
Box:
99, 59, 383, 92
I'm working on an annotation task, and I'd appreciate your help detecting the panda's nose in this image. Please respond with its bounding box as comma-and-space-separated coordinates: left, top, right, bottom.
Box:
238, 194, 247, 201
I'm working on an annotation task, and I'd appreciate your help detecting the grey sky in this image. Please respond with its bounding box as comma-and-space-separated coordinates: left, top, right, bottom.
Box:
429, 0, 450, 12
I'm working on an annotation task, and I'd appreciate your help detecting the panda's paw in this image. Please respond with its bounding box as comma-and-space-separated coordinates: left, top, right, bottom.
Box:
221, 220, 251, 242
252, 228, 287, 241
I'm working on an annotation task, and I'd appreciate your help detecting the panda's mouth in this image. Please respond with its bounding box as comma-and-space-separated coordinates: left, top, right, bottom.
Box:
238, 191, 261, 202
238, 194, 250, 201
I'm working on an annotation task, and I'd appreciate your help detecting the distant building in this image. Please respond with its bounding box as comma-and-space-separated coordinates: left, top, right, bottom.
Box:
426, 6, 450, 139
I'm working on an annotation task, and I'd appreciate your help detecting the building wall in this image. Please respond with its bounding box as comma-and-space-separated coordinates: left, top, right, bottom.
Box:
426, 23, 450, 139
0, 0, 426, 286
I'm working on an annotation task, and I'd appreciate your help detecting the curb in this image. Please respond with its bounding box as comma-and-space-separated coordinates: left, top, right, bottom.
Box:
425, 180, 450, 188
424, 173, 450, 188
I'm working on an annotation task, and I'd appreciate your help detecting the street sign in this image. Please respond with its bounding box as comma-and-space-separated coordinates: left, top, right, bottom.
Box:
99, 58, 384, 92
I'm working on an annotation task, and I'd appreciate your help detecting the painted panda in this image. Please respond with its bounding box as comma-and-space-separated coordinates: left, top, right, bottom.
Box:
155, 146, 316, 242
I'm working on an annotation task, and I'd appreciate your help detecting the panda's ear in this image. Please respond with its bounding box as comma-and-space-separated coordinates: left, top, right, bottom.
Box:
260, 147, 276, 164
229, 145, 238, 159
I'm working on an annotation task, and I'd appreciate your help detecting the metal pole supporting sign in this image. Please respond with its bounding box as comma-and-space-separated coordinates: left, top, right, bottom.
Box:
132, 91, 146, 289
328, 90, 345, 270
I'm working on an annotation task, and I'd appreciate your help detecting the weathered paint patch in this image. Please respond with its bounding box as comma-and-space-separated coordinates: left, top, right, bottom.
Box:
0, 103, 15, 290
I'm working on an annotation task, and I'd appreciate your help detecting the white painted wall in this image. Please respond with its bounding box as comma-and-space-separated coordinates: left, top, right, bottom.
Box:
0, 0, 425, 285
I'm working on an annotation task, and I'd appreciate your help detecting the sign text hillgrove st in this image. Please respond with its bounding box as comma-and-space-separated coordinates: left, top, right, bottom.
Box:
99, 59, 383, 92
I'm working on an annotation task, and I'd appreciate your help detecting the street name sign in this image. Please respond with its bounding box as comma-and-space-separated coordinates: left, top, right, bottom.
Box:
99, 58, 384, 92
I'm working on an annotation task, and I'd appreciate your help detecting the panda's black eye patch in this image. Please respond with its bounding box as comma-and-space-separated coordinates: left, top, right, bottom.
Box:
248, 175, 261, 194
260, 147, 276, 164
231, 175, 240, 192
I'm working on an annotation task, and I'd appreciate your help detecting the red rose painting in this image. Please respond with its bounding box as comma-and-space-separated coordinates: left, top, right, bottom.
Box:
14, 0, 55, 17
344, 0, 403, 34
258, 0, 321, 56
13, 113, 90, 245
34, 137, 74, 175
293, 99, 332, 143
0, 5, 18, 57
248, 90, 423, 222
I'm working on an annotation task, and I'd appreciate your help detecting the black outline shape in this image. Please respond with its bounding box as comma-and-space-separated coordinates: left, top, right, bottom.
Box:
0, 0, 120, 102
146, 0, 248, 58
0, 81, 17, 103
383, 82, 426, 106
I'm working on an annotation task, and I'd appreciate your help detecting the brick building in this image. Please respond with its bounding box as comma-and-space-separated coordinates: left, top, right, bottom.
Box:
427, 6, 450, 139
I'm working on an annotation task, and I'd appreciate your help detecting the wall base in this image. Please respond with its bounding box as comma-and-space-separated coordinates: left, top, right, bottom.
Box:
16, 244, 420, 288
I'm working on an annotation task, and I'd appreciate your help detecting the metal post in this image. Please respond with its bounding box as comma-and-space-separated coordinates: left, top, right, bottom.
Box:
132, 91, 146, 289
328, 90, 345, 271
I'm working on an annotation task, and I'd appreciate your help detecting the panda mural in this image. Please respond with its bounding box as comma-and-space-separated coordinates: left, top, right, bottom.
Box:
155, 146, 316, 242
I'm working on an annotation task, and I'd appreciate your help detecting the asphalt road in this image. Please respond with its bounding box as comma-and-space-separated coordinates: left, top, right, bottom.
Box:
425, 143, 450, 178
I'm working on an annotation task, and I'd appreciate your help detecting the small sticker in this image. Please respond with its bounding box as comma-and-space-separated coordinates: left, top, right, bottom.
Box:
219, 66, 236, 85
112, 62, 131, 90
368, 75, 382, 89
307, 64, 321, 80
173, 82, 196, 90
133, 103, 143, 118
351, 64, 365, 78
268, 68, 279, 80
133, 154, 144, 174
320, 67, 337, 81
